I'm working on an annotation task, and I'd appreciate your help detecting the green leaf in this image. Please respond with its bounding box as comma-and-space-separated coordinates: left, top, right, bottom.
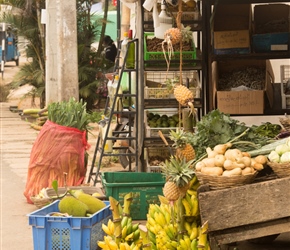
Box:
52, 180, 59, 197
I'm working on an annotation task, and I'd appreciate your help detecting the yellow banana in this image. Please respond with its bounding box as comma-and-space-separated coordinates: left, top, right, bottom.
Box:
179, 239, 188, 250
184, 221, 192, 235
102, 223, 112, 236
165, 241, 176, 250
148, 230, 156, 244
191, 195, 199, 216
97, 240, 110, 250
125, 232, 135, 242
158, 195, 170, 205
108, 239, 118, 250
104, 236, 113, 248
167, 223, 177, 238
164, 225, 174, 239
185, 192, 193, 207
108, 219, 115, 235
170, 240, 178, 248
188, 175, 197, 188
184, 236, 192, 249
189, 221, 198, 240
122, 225, 128, 239
147, 216, 156, 228
156, 212, 167, 226
187, 189, 197, 197
182, 198, 192, 216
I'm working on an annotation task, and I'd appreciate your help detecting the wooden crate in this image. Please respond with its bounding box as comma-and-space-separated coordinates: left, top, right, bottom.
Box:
198, 177, 290, 249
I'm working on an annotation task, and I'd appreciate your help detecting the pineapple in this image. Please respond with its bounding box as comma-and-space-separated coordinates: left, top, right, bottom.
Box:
174, 84, 195, 114
164, 28, 182, 45
169, 129, 195, 162
161, 156, 195, 201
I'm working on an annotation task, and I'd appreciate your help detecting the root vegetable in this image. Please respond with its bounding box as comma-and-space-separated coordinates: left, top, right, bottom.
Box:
239, 156, 252, 168
214, 154, 226, 167
242, 167, 253, 175
254, 155, 267, 165
224, 149, 243, 161
224, 159, 245, 170
201, 166, 223, 176
202, 158, 215, 168
195, 161, 205, 171
213, 142, 232, 155
222, 167, 242, 177
206, 147, 218, 158
251, 159, 264, 171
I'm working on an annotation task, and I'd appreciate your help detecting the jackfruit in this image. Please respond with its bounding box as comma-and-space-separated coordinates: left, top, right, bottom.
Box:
71, 189, 106, 214
58, 196, 88, 217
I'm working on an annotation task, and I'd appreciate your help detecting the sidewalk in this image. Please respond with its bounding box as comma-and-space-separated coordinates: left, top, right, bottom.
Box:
1, 102, 290, 250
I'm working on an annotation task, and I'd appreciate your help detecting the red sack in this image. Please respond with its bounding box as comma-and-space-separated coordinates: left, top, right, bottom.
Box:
24, 120, 90, 204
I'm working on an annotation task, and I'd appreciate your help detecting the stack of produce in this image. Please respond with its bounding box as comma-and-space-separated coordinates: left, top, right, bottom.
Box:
195, 143, 267, 177
146, 177, 209, 250
20, 108, 48, 130
98, 193, 142, 250
58, 189, 106, 217
267, 138, 290, 178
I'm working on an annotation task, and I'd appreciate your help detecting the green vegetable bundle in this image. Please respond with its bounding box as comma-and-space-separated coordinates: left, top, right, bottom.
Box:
47, 97, 92, 131
186, 109, 282, 159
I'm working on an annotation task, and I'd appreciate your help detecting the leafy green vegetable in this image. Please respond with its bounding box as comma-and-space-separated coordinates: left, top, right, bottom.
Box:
48, 97, 95, 131
186, 109, 281, 159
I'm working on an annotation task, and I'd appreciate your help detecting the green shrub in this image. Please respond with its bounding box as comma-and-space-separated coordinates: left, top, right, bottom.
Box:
0, 85, 10, 102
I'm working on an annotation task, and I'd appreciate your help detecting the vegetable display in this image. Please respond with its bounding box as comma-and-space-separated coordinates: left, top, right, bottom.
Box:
186, 109, 282, 159
195, 143, 268, 177
268, 138, 290, 163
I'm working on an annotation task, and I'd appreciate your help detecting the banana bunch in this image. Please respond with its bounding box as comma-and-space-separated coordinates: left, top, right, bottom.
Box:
98, 193, 142, 250
181, 179, 200, 217
146, 176, 211, 250
146, 202, 178, 250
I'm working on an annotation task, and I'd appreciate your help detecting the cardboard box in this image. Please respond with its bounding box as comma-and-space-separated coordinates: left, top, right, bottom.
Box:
213, 4, 251, 54
253, 4, 290, 52
213, 59, 275, 114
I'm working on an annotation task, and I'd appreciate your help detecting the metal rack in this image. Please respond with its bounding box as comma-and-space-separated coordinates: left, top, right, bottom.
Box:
87, 38, 139, 186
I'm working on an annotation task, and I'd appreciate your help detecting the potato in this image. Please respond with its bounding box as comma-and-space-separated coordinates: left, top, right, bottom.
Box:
201, 166, 223, 176
222, 167, 242, 177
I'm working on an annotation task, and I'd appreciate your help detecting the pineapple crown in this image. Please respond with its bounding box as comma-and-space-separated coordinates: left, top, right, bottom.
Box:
161, 155, 195, 188
169, 129, 188, 148
181, 25, 193, 43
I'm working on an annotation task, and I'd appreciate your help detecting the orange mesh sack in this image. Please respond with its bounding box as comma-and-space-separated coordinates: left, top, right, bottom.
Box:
24, 120, 90, 204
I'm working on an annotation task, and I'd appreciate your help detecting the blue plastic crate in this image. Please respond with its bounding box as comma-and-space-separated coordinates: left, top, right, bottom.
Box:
28, 200, 111, 250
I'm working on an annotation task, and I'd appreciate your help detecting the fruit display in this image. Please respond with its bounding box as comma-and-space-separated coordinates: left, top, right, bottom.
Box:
146, 177, 209, 250
169, 130, 195, 162
146, 111, 179, 128
195, 142, 268, 177
98, 193, 142, 250
58, 189, 106, 217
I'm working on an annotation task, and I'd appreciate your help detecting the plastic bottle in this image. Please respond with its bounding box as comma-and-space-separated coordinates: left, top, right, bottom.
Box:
120, 32, 129, 68
100, 115, 113, 153
126, 30, 135, 69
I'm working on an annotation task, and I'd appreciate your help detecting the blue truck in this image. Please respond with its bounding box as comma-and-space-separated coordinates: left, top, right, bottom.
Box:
0, 23, 20, 72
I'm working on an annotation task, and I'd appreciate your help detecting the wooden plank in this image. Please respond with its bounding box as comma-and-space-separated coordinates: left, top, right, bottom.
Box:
198, 177, 290, 231
209, 217, 290, 247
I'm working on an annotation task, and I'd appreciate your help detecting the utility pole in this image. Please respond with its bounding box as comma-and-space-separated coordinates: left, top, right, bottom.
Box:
45, 0, 79, 105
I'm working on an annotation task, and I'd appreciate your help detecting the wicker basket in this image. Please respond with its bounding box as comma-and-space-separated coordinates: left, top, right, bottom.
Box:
30, 196, 53, 209
267, 161, 290, 178
195, 171, 257, 190
279, 117, 290, 131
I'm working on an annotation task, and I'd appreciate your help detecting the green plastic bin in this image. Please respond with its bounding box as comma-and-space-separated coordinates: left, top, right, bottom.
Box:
101, 172, 165, 220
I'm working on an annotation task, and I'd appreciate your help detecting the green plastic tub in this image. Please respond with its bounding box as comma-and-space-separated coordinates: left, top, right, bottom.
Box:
101, 172, 165, 220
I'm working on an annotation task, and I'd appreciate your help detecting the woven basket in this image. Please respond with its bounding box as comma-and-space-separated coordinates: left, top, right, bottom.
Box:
30, 196, 53, 209
267, 161, 290, 178
195, 171, 257, 190
279, 117, 290, 131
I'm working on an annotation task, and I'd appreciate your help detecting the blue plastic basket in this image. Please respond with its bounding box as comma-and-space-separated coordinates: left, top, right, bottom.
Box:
28, 200, 111, 250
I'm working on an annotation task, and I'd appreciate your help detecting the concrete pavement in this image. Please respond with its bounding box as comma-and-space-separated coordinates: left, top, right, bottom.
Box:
1, 102, 290, 250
